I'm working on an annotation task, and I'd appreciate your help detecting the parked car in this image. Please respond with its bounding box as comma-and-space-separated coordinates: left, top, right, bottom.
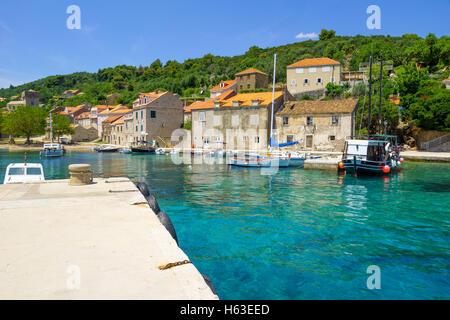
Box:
59, 137, 70, 144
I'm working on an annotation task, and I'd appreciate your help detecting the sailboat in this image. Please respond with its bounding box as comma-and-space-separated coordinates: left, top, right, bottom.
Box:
339, 56, 402, 175
40, 112, 65, 157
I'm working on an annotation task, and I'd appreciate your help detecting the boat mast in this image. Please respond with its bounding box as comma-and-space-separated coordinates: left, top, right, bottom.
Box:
50, 112, 53, 143
270, 53, 277, 150
367, 55, 373, 137
378, 56, 383, 135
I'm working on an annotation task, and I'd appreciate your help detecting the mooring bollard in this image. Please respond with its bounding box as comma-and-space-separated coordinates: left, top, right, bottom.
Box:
68, 164, 93, 186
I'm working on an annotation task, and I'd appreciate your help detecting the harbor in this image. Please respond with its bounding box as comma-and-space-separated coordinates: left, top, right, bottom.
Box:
0, 151, 448, 299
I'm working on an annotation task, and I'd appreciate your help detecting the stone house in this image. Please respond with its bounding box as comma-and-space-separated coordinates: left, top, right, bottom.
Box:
286, 58, 341, 98
75, 112, 91, 127
89, 105, 109, 130
235, 68, 268, 92
101, 115, 123, 144
191, 91, 285, 151
110, 116, 128, 146
275, 98, 359, 151
5, 89, 40, 110
210, 80, 237, 98
97, 105, 130, 138
131, 91, 184, 147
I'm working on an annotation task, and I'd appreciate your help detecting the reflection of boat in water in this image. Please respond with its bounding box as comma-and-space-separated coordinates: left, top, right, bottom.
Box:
40, 143, 65, 157
4, 154, 45, 184
132, 141, 156, 154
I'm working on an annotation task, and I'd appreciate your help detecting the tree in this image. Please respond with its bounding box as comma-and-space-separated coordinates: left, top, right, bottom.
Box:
319, 29, 336, 41
2, 105, 47, 144
326, 82, 343, 98
51, 113, 75, 141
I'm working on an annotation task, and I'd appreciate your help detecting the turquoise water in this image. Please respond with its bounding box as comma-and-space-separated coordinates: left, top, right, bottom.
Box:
1, 151, 449, 299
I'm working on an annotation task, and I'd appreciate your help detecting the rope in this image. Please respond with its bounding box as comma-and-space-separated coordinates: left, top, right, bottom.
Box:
158, 260, 192, 270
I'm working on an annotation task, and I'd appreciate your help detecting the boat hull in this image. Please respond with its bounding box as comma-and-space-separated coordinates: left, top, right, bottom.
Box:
131, 147, 156, 154
40, 149, 65, 157
342, 158, 400, 175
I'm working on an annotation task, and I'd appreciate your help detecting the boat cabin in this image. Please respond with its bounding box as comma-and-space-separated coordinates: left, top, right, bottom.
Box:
3, 163, 45, 184
344, 139, 389, 161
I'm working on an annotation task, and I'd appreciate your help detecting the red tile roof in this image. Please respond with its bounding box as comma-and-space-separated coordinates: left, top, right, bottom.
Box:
184, 90, 237, 112
220, 91, 283, 108
235, 68, 267, 76
76, 112, 90, 120
287, 57, 340, 68
211, 80, 236, 91
103, 115, 123, 123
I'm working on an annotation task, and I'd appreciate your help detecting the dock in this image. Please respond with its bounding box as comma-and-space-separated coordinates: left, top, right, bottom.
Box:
0, 177, 218, 299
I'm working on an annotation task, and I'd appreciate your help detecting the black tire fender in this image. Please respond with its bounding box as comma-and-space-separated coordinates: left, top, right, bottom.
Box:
157, 210, 178, 245
145, 193, 161, 214
135, 182, 150, 197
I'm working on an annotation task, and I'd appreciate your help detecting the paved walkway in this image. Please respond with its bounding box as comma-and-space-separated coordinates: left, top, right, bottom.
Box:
0, 178, 218, 299
401, 151, 450, 162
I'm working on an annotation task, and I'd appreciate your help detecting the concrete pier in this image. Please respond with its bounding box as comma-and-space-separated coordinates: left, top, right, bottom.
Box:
0, 177, 218, 299
304, 157, 339, 171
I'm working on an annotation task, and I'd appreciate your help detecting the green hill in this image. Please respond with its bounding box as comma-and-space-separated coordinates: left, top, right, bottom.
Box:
0, 31, 449, 111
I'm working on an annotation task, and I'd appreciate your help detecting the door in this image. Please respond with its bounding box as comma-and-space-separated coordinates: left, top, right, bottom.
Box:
306, 135, 313, 148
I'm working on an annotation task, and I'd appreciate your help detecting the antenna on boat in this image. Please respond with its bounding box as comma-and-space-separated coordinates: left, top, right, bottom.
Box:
378, 56, 383, 135
50, 111, 53, 143
270, 53, 277, 150
367, 55, 373, 138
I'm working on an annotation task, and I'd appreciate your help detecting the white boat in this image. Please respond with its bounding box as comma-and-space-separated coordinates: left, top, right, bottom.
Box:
340, 135, 402, 175
41, 112, 65, 157
120, 148, 132, 154
3, 162, 45, 184
40, 143, 65, 157
155, 148, 165, 155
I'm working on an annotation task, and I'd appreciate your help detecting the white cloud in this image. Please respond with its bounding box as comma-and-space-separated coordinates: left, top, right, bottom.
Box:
0, 77, 22, 89
295, 32, 318, 40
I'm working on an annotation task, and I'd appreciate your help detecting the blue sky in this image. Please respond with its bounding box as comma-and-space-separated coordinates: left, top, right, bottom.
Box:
0, 0, 449, 88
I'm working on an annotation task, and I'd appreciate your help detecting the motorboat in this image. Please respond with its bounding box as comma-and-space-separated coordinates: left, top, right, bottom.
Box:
40, 143, 65, 157
3, 162, 45, 184
120, 148, 132, 154
340, 135, 402, 175
96, 146, 120, 153
155, 148, 165, 155
132, 140, 156, 154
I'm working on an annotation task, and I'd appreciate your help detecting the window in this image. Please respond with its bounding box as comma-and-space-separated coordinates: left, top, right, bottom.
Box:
287, 135, 294, 143
317, 78, 322, 84
329, 135, 336, 141
296, 68, 304, 74
283, 117, 289, 125
304, 78, 309, 85
247, 84, 250, 89
250, 114, 259, 125
255, 136, 260, 143
199, 112, 205, 121
135, 125, 138, 132
322, 66, 330, 72
309, 67, 316, 73
27, 168, 42, 175
135, 112, 138, 119
306, 135, 313, 148
141, 110, 143, 119
150, 110, 156, 118
240, 85, 243, 89
140, 125, 143, 132
307, 116, 313, 125
332, 115, 339, 125
243, 136, 248, 141
231, 115, 239, 127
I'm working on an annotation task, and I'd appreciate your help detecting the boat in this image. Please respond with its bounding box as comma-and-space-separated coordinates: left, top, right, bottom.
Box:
96, 146, 120, 153
340, 56, 402, 175
230, 154, 271, 167
155, 148, 165, 155
41, 112, 65, 157
120, 148, 132, 154
340, 135, 402, 174
131, 140, 156, 154
289, 152, 306, 167
3, 154, 45, 184
40, 143, 65, 157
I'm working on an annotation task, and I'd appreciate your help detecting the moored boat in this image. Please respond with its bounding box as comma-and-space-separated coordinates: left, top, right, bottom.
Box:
132, 140, 156, 154
40, 143, 65, 157
3, 155, 45, 184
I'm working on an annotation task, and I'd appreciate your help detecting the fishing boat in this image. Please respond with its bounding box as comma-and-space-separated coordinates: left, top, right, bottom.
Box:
131, 140, 156, 154
40, 143, 65, 157
3, 154, 45, 184
96, 146, 120, 153
155, 148, 165, 155
40, 112, 65, 157
230, 154, 271, 167
340, 56, 402, 175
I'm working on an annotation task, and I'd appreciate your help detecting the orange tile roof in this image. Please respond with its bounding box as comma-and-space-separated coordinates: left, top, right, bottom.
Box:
111, 116, 125, 125
184, 90, 237, 112
444, 77, 450, 81
287, 57, 340, 68
56, 111, 69, 116
211, 80, 236, 91
99, 105, 129, 115
103, 115, 123, 123
76, 112, 90, 120
66, 105, 86, 114
220, 91, 283, 108
93, 105, 109, 110
235, 68, 267, 76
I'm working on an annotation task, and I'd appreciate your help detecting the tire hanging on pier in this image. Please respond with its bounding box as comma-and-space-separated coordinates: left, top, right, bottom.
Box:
135, 182, 150, 197
157, 210, 178, 245
145, 193, 161, 214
